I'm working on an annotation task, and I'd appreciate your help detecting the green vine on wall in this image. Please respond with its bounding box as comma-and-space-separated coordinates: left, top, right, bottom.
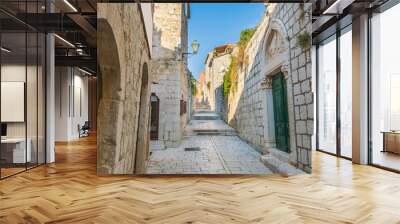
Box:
191, 76, 197, 96
223, 28, 255, 98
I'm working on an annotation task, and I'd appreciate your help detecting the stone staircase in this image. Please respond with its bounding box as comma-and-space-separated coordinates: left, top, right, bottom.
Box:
193, 103, 211, 111
186, 110, 237, 136
189, 128, 237, 136
192, 112, 220, 120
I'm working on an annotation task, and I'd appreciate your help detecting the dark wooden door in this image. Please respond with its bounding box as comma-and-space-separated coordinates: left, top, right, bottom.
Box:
272, 72, 290, 152
150, 93, 159, 140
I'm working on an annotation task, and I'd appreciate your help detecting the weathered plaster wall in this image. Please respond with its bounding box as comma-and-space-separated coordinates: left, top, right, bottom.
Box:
97, 3, 151, 174
151, 3, 189, 147
224, 3, 313, 172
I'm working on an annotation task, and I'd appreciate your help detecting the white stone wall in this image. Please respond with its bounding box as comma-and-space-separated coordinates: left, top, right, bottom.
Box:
224, 3, 313, 172
203, 53, 213, 106
206, 53, 232, 114
152, 3, 190, 147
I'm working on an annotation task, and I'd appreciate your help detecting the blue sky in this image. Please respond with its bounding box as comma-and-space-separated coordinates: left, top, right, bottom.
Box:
188, 3, 265, 79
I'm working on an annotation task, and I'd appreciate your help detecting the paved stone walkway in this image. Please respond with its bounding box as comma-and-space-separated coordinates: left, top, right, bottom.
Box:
146, 111, 272, 174
186, 119, 235, 131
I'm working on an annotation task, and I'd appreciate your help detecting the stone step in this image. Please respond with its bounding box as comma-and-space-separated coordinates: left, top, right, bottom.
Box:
260, 155, 304, 176
193, 106, 211, 110
186, 132, 237, 136
185, 129, 237, 136
192, 115, 220, 120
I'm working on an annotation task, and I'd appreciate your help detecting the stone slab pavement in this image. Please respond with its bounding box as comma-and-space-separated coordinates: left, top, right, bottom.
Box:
147, 135, 271, 174
146, 118, 272, 174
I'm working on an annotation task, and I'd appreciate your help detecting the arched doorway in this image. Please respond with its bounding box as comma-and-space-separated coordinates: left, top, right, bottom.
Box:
262, 19, 296, 158
150, 93, 160, 140
135, 63, 150, 174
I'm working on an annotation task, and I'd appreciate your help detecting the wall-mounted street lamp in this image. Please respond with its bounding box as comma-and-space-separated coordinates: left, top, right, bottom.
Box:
191, 40, 200, 54
183, 40, 200, 56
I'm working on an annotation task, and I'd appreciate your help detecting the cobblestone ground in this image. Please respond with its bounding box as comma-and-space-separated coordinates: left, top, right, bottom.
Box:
146, 114, 272, 174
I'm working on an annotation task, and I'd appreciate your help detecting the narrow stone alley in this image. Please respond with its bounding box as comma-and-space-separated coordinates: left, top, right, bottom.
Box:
147, 110, 272, 174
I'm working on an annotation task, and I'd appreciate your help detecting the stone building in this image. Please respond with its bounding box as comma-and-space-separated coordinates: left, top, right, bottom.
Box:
204, 44, 234, 114
223, 3, 313, 173
97, 3, 153, 174
150, 3, 191, 148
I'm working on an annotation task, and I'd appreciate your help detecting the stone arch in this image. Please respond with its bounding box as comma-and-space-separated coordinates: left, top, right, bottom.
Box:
135, 62, 150, 174
261, 18, 297, 163
263, 18, 290, 67
97, 19, 123, 174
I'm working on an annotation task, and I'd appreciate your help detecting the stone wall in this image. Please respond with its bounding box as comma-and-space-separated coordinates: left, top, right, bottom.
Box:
204, 52, 232, 114
97, 3, 151, 174
224, 3, 313, 172
151, 3, 190, 148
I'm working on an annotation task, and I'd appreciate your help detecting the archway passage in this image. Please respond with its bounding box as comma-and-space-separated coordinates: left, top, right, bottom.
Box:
271, 72, 290, 152
135, 63, 150, 174
150, 93, 160, 140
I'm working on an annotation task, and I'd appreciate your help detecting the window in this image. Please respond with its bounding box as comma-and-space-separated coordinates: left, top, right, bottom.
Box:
316, 25, 353, 159
0, 2, 47, 179
370, 3, 400, 171
339, 27, 352, 158
317, 35, 337, 155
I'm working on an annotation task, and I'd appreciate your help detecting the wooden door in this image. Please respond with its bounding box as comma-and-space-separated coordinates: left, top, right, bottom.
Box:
272, 72, 290, 152
150, 93, 159, 140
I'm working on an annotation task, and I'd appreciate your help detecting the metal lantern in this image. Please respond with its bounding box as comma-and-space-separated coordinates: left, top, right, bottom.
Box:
191, 40, 200, 54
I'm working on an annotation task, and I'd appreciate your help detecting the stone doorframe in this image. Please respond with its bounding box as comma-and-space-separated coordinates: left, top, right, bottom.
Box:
260, 18, 297, 164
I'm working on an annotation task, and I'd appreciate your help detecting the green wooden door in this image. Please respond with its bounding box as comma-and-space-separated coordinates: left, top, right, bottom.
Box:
272, 73, 290, 152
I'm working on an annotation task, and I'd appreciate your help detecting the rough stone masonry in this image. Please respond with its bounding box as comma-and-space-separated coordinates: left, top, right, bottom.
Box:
222, 3, 313, 172
97, 3, 151, 174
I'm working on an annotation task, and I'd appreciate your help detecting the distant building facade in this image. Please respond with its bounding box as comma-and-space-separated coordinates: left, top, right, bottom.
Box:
204, 44, 234, 114
151, 3, 191, 148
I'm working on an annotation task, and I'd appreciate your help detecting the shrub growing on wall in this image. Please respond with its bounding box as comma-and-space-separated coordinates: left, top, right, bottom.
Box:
223, 63, 232, 97
223, 28, 255, 98
297, 31, 311, 50
191, 77, 197, 96
237, 28, 256, 67
223, 56, 239, 97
